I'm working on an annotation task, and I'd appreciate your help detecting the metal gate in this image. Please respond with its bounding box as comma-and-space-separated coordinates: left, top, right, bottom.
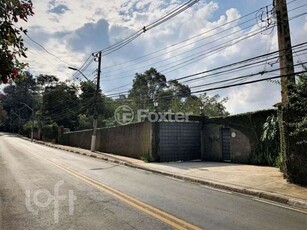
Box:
159, 122, 201, 162
222, 128, 231, 161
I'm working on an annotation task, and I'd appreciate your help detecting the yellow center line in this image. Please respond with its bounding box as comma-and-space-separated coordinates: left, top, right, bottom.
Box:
36, 155, 203, 230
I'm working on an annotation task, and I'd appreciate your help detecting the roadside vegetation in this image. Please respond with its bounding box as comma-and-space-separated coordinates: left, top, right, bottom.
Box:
0, 68, 229, 134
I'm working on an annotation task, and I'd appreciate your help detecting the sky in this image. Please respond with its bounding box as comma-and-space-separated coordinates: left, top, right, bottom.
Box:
5, 0, 307, 114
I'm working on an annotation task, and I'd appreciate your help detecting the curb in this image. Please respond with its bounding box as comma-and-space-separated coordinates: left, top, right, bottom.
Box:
22, 136, 307, 210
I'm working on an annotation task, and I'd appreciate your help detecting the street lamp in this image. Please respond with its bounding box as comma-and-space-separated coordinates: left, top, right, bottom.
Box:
68, 66, 90, 81
153, 101, 159, 109
199, 104, 204, 116
153, 101, 160, 122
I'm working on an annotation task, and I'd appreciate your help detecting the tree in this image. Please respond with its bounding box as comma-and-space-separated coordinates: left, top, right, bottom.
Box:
79, 81, 97, 116
128, 68, 229, 117
78, 81, 119, 129
129, 68, 167, 109
0, 103, 8, 129
288, 72, 307, 143
158, 80, 191, 111
1, 71, 37, 132
0, 0, 34, 84
42, 82, 80, 130
281, 68, 307, 185
36, 74, 59, 90
199, 94, 229, 117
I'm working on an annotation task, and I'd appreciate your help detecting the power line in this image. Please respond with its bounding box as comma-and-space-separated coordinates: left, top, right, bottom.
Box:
103, 6, 306, 81
101, 20, 258, 79
191, 70, 307, 94
101, 23, 269, 82
23, 32, 71, 66
102, 44, 307, 98
176, 42, 307, 82
189, 61, 307, 90
98, 3, 304, 82
93, 0, 200, 56
100, 6, 269, 72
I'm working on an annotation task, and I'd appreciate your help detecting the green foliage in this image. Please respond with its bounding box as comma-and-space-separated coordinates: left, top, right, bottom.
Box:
129, 68, 167, 109
0, 103, 7, 125
287, 72, 307, 144
128, 68, 229, 117
36, 74, 59, 88
1, 72, 37, 131
77, 114, 93, 130
103, 117, 118, 128
22, 120, 32, 135
43, 82, 80, 130
79, 81, 97, 116
42, 123, 58, 140
141, 151, 153, 163
22, 120, 38, 136
261, 115, 279, 141
280, 67, 307, 185
275, 153, 283, 169
249, 114, 280, 166
212, 109, 279, 166
0, 0, 34, 83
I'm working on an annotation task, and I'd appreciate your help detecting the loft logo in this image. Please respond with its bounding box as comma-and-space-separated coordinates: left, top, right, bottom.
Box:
25, 180, 76, 223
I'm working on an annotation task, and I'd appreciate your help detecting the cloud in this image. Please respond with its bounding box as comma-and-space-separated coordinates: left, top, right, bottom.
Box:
225, 82, 281, 114
48, 4, 69, 15
64, 19, 110, 52
14, 0, 307, 114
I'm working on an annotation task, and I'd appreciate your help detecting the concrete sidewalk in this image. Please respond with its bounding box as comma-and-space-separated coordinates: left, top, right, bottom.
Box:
23, 137, 307, 209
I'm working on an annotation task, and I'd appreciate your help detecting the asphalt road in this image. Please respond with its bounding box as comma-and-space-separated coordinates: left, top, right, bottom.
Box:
0, 133, 306, 230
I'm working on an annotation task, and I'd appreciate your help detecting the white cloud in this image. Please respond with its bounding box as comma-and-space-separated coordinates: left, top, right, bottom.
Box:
10, 0, 306, 114
225, 82, 281, 114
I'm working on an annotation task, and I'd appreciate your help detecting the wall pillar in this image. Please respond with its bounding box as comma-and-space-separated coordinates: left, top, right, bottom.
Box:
151, 121, 160, 162
200, 116, 207, 161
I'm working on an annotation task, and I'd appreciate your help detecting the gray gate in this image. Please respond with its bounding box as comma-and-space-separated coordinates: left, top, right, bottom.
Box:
158, 122, 201, 162
222, 128, 231, 161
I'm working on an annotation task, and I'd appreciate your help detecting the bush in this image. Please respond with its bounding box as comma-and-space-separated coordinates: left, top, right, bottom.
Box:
22, 120, 38, 136
141, 151, 153, 163
249, 115, 280, 166
42, 123, 58, 140
279, 70, 307, 185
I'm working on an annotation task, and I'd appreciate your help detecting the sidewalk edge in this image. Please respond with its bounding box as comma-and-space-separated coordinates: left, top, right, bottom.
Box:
22, 136, 307, 210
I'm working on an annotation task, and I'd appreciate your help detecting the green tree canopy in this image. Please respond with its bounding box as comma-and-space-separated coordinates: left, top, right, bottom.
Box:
128, 68, 229, 117
0, 0, 34, 84
43, 82, 80, 130
281, 66, 307, 185
1, 71, 37, 131
129, 68, 167, 109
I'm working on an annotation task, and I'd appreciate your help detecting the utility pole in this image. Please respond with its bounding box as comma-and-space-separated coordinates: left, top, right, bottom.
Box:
91, 51, 102, 152
275, 0, 297, 179
275, 0, 295, 104
21, 102, 34, 142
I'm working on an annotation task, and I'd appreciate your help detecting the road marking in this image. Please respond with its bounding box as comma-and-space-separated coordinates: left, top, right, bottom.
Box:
200, 185, 232, 194
253, 198, 307, 214
35, 155, 203, 230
